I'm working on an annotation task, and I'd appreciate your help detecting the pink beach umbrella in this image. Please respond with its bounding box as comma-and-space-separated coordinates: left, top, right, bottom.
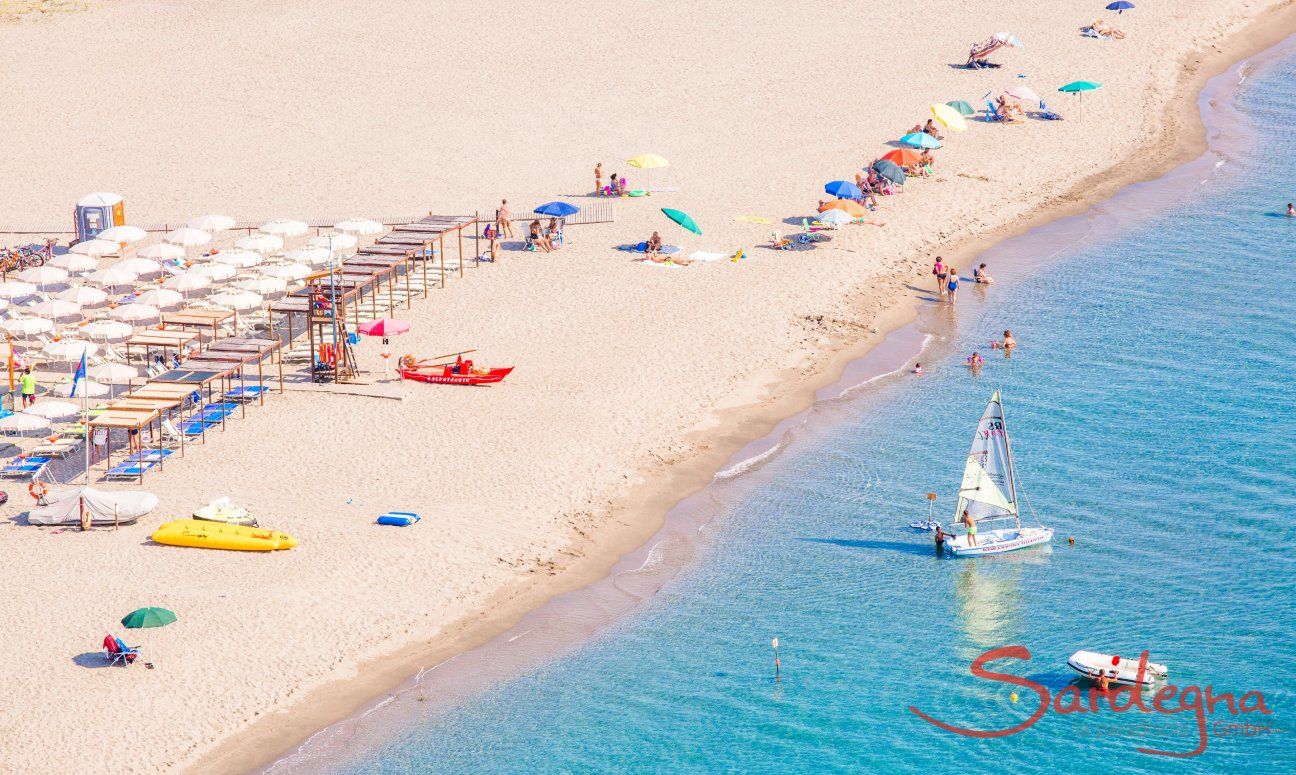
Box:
357, 318, 411, 338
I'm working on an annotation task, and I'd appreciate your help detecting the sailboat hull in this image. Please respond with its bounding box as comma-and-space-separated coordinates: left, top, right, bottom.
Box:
946, 527, 1053, 557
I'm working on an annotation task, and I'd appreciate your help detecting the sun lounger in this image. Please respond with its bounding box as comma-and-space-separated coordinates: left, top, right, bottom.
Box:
124, 449, 173, 463
161, 419, 203, 444
30, 438, 82, 458
106, 460, 156, 479
1, 456, 52, 478
103, 634, 140, 666
224, 385, 269, 401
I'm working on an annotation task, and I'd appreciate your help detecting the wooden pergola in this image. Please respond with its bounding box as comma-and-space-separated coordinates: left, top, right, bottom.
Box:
357, 213, 478, 291
87, 408, 163, 484
124, 329, 201, 365
161, 309, 234, 342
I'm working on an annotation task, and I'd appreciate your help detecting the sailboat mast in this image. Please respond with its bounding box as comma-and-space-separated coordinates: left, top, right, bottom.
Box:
999, 392, 1021, 528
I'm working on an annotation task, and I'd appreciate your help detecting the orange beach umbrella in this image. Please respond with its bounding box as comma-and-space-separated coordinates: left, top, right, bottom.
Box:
880, 148, 923, 166
818, 199, 868, 217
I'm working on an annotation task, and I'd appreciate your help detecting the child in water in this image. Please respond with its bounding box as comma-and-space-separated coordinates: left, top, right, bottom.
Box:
966, 352, 984, 369
913, 362, 923, 376
1288, 203, 1295, 217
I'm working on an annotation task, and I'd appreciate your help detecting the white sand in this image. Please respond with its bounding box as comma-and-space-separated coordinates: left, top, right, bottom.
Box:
0, 0, 1291, 771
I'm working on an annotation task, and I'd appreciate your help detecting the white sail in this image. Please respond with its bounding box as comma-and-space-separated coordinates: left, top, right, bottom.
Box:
954, 391, 1018, 524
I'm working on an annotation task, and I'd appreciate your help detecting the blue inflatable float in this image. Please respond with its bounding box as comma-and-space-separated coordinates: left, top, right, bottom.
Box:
376, 511, 421, 527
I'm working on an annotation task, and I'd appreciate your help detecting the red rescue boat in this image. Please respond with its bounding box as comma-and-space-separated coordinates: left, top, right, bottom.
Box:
398, 353, 513, 386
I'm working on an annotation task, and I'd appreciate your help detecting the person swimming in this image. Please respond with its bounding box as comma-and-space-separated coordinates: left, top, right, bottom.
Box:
1288, 203, 1295, 217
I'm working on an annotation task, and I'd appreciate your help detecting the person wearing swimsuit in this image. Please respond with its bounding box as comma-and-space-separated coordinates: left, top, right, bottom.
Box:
932, 257, 947, 296
963, 509, 977, 546
946, 269, 959, 303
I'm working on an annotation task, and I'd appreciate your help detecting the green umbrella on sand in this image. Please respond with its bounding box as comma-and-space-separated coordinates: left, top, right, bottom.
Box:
946, 100, 976, 117
1058, 81, 1102, 121
122, 607, 177, 629
661, 208, 701, 236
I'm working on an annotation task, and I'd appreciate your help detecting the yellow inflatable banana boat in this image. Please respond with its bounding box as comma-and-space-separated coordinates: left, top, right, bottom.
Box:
151, 519, 297, 552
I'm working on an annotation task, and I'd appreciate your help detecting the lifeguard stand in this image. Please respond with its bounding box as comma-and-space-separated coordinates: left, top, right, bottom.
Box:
305, 275, 357, 383
74, 192, 125, 243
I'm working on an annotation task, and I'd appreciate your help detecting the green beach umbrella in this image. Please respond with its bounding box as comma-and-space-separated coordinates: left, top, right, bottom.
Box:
1058, 81, 1102, 121
661, 208, 701, 236
946, 100, 976, 117
121, 607, 177, 629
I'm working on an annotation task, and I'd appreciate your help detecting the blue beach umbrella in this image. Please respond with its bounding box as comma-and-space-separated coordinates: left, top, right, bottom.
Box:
534, 201, 580, 217
824, 180, 862, 200
1105, 1, 1134, 12
899, 132, 942, 150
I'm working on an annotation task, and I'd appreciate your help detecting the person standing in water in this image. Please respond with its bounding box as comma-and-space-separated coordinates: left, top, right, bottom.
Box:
932, 256, 948, 298
1288, 203, 1295, 217
946, 267, 960, 304
934, 525, 947, 554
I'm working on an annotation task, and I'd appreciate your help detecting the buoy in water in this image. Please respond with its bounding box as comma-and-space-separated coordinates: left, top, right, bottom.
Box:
1010, 691, 1019, 703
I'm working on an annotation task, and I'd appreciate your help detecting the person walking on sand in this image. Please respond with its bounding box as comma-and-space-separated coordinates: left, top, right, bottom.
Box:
932, 257, 948, 297
496, 199, 514, 238
595, 163, 603, 196
19, 367, 37, 408
946, 266, 959, 303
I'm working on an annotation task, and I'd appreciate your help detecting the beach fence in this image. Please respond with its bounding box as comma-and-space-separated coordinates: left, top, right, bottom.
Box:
499, 199, 617, 226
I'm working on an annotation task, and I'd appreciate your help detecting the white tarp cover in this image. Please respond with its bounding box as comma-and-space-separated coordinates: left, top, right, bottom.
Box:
28, 487, 159, 526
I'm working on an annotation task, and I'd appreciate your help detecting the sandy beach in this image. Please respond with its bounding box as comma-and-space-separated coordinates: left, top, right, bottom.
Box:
2, 1, 1295, 772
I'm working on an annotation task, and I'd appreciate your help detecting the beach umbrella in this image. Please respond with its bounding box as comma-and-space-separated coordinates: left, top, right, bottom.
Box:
1006, 85, 1041, 104
994, 31, 1024, 47
946, 100, 976, 117
307, 233, 358, 251
0, 281, 37, 300
872, 159, 907, 186
162, 272, 212, 294
817, 209, 853, 227
121, 607, 177, 629
86, 266, 139, 287
90, 363, 139, 383
24, 400, 80, 419
357, 318, 411, 337
818, 199, 868, 217
208, 289, 263, 311
109, 303, 161, 323
212, 250, 264, 268
70, 239, 120, 257
2, 317, 53, 337
930, 103, 968, 132
0, 413, 50, 434
260, 219, 309, 238
627, 153, 669, 193
27, 299, 81, 320
16, 265, 69, 287
881, 148, 923, 166
188, 214, 236, 232
284, 247, 332, 266
135, 288, 184, 308
52, 379, 109, 398
660, 207, 701, 236
50, 253, 99, 271
163, 228, 212, 247
118, 257, 163, 276
41, 340, 97, 362
83, 320, 133, 340
823, 180, 862, 199
261, 263, 311, 281
1106, 1, 1134, 12
235, 276, 287, 295
192, 262, 237, 282
1058, 80, 1103, 121
332, 218, 384, 235
138, 242, 187, 260
533, 201, 580, 217
56, 285, 108, 306
97, 225, 148, 244
235, 234, 284, 252
899, 132, 941, 150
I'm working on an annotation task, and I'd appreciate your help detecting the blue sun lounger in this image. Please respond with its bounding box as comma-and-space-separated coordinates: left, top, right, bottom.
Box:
225, 385, 268, 401
124, 449, 173, 463
1, 456, 52, 477
106, 460, 156, 479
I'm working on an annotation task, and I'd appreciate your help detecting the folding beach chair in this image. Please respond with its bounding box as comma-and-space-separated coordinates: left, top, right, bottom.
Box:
985, 100, 1008, 123
103, 634, 140, 666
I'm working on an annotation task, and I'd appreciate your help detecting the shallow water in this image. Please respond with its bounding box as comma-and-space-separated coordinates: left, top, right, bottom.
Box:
309, 46, 1296, 775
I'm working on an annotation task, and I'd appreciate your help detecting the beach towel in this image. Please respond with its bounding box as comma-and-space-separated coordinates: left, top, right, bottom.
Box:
687, 251, 727, 262
616, 243, 681, 255
733, 215, 774, 224
639, 261, 686, 269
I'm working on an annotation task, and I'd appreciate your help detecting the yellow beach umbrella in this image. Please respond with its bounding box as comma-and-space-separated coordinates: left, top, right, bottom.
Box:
930, 103, 968, 133
627, 153, 670, 195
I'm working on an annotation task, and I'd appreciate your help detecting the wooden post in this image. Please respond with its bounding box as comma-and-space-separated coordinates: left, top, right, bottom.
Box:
459, 223, 466, 271
474, 212, 480, 265
438, 235, 446, 289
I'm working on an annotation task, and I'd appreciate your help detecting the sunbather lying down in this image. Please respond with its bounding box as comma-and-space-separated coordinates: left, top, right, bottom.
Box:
1082, 19, 1126, 38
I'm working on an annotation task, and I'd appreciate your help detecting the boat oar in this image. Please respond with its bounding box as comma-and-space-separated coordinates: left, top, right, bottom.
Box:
411, 349, 477, 368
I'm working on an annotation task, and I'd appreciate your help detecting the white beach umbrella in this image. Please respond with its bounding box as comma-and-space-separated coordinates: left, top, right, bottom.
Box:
55, 285, 109, 306
162, 272, 212, 294
27, 299, 81, 320
192, 262, 236, 281
97, 225, 148, 244
236, 233, 284, 252
118, 257, 163, 276
164, 227, 213, 247
212, 249, 264, 268
83, 320, 133, 340
283, 247, 331, 266
208, 289, 263, 311
109, 303, 161, 323
817, 209, 853, 227
333, 218, 384, 235
70, 238, 121, 257
86, 266, 139, 287
187, 214, 236, 232
23, 400, 81, 420
17, 265, 70, 286
41, 339, 98, 361
89, 363, 139, 383
260, 262, 312, 281
135, 288, 183, 308
259, 219, 309, 238
0, 281, 38, 299
138, 242, 187, 261
50, 253, 100, 272
52, 379, 110, 398
235, 276, 287, 295
308, 233, 358, 250
1006, 85, 1041, 104
2, 317, 54, 337
0, 413, 50, 434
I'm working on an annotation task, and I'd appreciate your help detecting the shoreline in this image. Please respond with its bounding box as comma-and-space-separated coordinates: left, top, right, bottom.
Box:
200, 6, 1296, 774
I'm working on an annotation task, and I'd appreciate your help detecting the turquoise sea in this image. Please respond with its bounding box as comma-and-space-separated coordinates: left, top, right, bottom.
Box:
291, 42, 1296, 775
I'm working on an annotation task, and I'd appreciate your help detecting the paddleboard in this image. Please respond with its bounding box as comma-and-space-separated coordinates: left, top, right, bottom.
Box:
152, 519, 296, 551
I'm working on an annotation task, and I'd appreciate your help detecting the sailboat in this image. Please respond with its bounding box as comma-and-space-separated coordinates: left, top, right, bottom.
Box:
944, 391, 1052, 557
